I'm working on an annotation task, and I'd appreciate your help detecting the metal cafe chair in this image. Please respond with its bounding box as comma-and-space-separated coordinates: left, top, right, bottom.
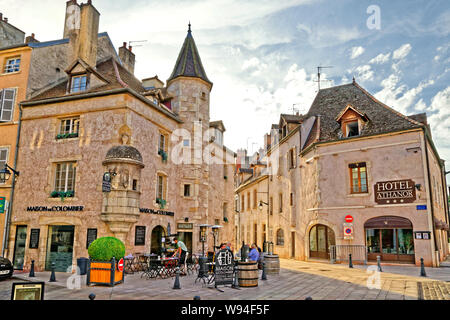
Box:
141, 258, 163, 279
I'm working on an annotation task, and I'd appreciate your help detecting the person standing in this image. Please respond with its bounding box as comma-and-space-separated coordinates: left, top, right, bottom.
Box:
172, 238, 188, 274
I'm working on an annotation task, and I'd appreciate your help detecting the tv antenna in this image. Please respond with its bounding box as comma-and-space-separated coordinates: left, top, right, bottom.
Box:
292, 103, 301, 115
315, 66, 333, 91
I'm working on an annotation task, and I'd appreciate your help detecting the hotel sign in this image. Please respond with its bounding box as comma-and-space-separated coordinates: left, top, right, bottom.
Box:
374, 179, 416, 205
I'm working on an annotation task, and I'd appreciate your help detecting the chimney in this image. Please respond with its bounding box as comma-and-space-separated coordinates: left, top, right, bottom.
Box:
119, 42, 136, 74
4, 17, 8, 23
25, 33, 39, 44
67, 1, 100, 67
0, 13, 3, 20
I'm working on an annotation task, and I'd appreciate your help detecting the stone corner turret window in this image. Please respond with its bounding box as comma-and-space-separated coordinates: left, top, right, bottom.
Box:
70, 74, 88, 93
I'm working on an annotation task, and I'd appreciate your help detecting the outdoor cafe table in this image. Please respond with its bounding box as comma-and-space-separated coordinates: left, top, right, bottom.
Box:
141, 256, 180, 279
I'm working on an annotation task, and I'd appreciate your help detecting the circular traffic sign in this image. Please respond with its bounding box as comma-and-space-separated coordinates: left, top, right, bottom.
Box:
118, 258, 124, 272
345, 228, 352, 234
345, 215, 353, 223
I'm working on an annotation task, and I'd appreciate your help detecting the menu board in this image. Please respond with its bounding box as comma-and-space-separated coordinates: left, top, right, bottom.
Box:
86, 229, 97, 249
135, 226, 146, 246
29, 229, 40, 249
215, 249, 235, 287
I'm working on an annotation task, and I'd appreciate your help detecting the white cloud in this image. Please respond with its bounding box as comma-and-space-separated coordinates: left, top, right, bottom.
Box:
296, 24, 363, 48
427, 87, 450, 162
354, 65, 374, 82
375, 76, 434, 115
369, 52, 391, 64
350, 46, 365, 59
393, 44, 412, 60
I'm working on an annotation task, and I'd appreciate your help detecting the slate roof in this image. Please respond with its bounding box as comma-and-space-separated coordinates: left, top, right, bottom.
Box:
305, 81, 423, 143
280, 114, 304, 123
167, 26, 212, 86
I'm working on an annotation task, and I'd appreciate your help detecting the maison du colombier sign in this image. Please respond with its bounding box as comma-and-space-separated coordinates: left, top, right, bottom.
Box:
374, 179, 416, 204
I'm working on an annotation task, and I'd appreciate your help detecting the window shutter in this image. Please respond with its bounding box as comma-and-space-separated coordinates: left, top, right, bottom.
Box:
0, 89, 15, 122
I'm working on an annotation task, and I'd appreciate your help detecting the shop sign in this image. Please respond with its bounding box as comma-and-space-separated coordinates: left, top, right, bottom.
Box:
215, 249, 234, 287
29, 229, 40, 249
177, 223, 193, 230
26, 206, 84, 212
374, 179, 416, 205
139, 208, 175, 217
343, 223, 353, 240
0, 197, 5, 213
102, 173, 112, 193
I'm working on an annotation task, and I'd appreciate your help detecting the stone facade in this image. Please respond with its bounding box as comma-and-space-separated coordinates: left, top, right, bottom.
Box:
236, 83, 449, 267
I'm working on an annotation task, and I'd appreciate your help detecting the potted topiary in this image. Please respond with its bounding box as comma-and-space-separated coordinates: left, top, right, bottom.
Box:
86, 237, 125, 287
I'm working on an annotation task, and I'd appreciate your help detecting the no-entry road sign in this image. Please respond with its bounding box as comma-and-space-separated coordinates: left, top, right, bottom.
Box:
117, 258, 124, 272
345, 215, 353, 223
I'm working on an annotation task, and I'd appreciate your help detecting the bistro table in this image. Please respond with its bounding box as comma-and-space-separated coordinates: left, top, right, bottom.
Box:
141, 256, 179, 279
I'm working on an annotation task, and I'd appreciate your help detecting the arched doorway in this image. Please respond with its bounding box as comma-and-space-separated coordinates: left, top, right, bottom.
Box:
309, 225, 335, 260
364, 216, 414, 263
151, 226, 166, 255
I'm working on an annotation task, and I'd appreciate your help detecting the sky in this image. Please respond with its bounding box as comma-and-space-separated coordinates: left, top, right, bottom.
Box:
4, 0, 450, 180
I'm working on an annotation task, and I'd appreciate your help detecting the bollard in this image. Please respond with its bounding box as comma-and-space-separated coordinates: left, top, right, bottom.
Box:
29, 260, 35, 277
261, 262, 267, 281
89, 293, 96, 300
49, 262, 56, 282
173, 268, 181, 289
305, 296, 313, 300
232, 264, 239, 288
420, 258, 427, 277
193, 296, 201, 300
377, 256, 382, 272
349, 254, 353, 268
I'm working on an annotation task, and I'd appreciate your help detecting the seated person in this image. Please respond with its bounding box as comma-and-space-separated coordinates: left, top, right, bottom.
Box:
248, 243, 260, 262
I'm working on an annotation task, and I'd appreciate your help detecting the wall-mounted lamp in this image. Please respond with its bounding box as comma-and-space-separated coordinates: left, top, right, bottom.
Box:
415, 184, 421, 191
0, 164, 19, 184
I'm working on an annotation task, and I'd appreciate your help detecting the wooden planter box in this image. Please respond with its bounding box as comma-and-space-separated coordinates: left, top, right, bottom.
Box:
86, 258, 124, 287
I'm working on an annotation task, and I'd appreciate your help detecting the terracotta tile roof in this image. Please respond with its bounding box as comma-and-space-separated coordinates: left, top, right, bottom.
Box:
305, 82, 423, 143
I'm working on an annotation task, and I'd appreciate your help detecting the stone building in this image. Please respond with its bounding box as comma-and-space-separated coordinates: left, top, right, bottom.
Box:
0, 6, 121, 265
236, 80, 449, 267
4, 1, 235, 272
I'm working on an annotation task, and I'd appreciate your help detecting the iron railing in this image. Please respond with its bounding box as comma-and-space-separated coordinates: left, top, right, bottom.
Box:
330, 245, 367, 265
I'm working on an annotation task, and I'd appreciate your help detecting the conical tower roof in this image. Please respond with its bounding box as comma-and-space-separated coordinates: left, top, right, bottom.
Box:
167, 23, 212, 87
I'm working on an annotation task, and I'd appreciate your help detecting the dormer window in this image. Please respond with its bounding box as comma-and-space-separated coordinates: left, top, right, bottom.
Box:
346, 121, 360, 137
70, 74, 88, 93
336, 104, 369, 139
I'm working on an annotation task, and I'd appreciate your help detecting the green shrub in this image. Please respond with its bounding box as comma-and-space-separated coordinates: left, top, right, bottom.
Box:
88, 237, 125, 261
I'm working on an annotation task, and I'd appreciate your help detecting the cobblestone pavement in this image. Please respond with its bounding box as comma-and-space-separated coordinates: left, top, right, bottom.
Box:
1, 259, 449, 300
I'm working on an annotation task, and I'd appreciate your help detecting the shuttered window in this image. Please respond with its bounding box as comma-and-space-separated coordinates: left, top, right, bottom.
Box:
0, 89, 16, 122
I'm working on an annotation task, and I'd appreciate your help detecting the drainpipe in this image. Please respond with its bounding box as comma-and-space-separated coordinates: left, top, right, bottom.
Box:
1, 103, 22, 257
423, 130, 439, 265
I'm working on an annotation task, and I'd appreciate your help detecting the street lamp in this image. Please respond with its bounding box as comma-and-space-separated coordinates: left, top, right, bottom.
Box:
211, 225, 223, 251
259, 200, 272, 254
0, 164, 19, 184
199, 224, 210, 256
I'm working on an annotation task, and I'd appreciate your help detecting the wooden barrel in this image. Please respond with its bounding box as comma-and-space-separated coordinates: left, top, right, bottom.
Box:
238, 261, 258, 287
264, 254, 280, 275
